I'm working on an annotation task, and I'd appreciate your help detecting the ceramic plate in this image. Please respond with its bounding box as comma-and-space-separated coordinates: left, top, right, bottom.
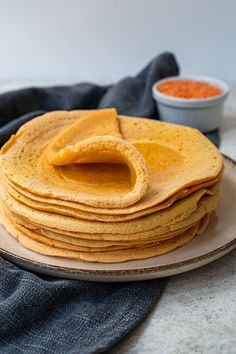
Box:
0, 155, 236, 282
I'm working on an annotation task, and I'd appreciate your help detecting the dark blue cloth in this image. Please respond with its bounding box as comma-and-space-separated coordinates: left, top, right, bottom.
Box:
0, 258, 167, 354
0, 52, 219, 354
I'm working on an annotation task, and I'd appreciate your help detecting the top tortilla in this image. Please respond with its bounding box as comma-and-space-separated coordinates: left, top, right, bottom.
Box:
0, 109, 222, 213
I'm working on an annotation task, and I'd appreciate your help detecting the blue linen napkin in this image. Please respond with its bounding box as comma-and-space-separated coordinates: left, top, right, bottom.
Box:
0, 52, 219, 354
0, 258, 167, 354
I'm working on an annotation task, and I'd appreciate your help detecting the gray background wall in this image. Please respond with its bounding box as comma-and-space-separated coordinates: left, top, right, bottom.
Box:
0, 0, 235, 84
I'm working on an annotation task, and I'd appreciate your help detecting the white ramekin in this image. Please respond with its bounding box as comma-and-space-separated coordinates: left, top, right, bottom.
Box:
152, 76, 229, 132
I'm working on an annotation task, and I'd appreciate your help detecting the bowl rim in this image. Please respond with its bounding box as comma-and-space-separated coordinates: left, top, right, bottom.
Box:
152, 76, 229, 105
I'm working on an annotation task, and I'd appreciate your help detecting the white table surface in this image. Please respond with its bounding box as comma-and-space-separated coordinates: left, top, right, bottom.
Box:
1, 82, 236, 354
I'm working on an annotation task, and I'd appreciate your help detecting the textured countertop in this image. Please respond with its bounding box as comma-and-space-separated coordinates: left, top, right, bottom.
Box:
1, 82, 236, 354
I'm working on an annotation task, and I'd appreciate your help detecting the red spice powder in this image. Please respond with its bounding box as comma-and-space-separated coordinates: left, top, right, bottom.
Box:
157, 80, 222, 99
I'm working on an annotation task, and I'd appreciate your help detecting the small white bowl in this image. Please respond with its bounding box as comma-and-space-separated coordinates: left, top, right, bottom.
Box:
152, 76, 229, 132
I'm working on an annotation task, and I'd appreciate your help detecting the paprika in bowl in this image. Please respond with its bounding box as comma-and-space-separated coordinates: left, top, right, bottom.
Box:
152, 76, 229, 132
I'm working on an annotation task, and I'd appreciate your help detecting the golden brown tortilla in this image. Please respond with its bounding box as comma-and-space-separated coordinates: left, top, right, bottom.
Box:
5, 173, 221, 222
0, 203, 210, 263
0, 110, 222, 213
0, 182, 220, 235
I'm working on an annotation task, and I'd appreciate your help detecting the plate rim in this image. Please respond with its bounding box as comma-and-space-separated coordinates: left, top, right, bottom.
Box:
1, 154, 236, 277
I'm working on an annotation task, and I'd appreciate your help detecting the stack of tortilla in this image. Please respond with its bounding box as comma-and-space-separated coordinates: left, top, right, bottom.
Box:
0, 108, 223, 263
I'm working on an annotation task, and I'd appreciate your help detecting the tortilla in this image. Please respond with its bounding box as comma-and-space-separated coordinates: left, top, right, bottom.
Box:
10, 204, 211, 246
47, 108, 122, 162
0, 110, 222, 213
15, 225, 199, 262
8, 215, 205, 253
5, 173, 221, 222
48, 109, 149, 208
0, 182, 220, 235
0, 204, 210, 263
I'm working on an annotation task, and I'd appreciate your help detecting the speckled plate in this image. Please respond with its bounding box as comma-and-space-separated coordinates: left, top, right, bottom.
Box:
0, 155, 236, 282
